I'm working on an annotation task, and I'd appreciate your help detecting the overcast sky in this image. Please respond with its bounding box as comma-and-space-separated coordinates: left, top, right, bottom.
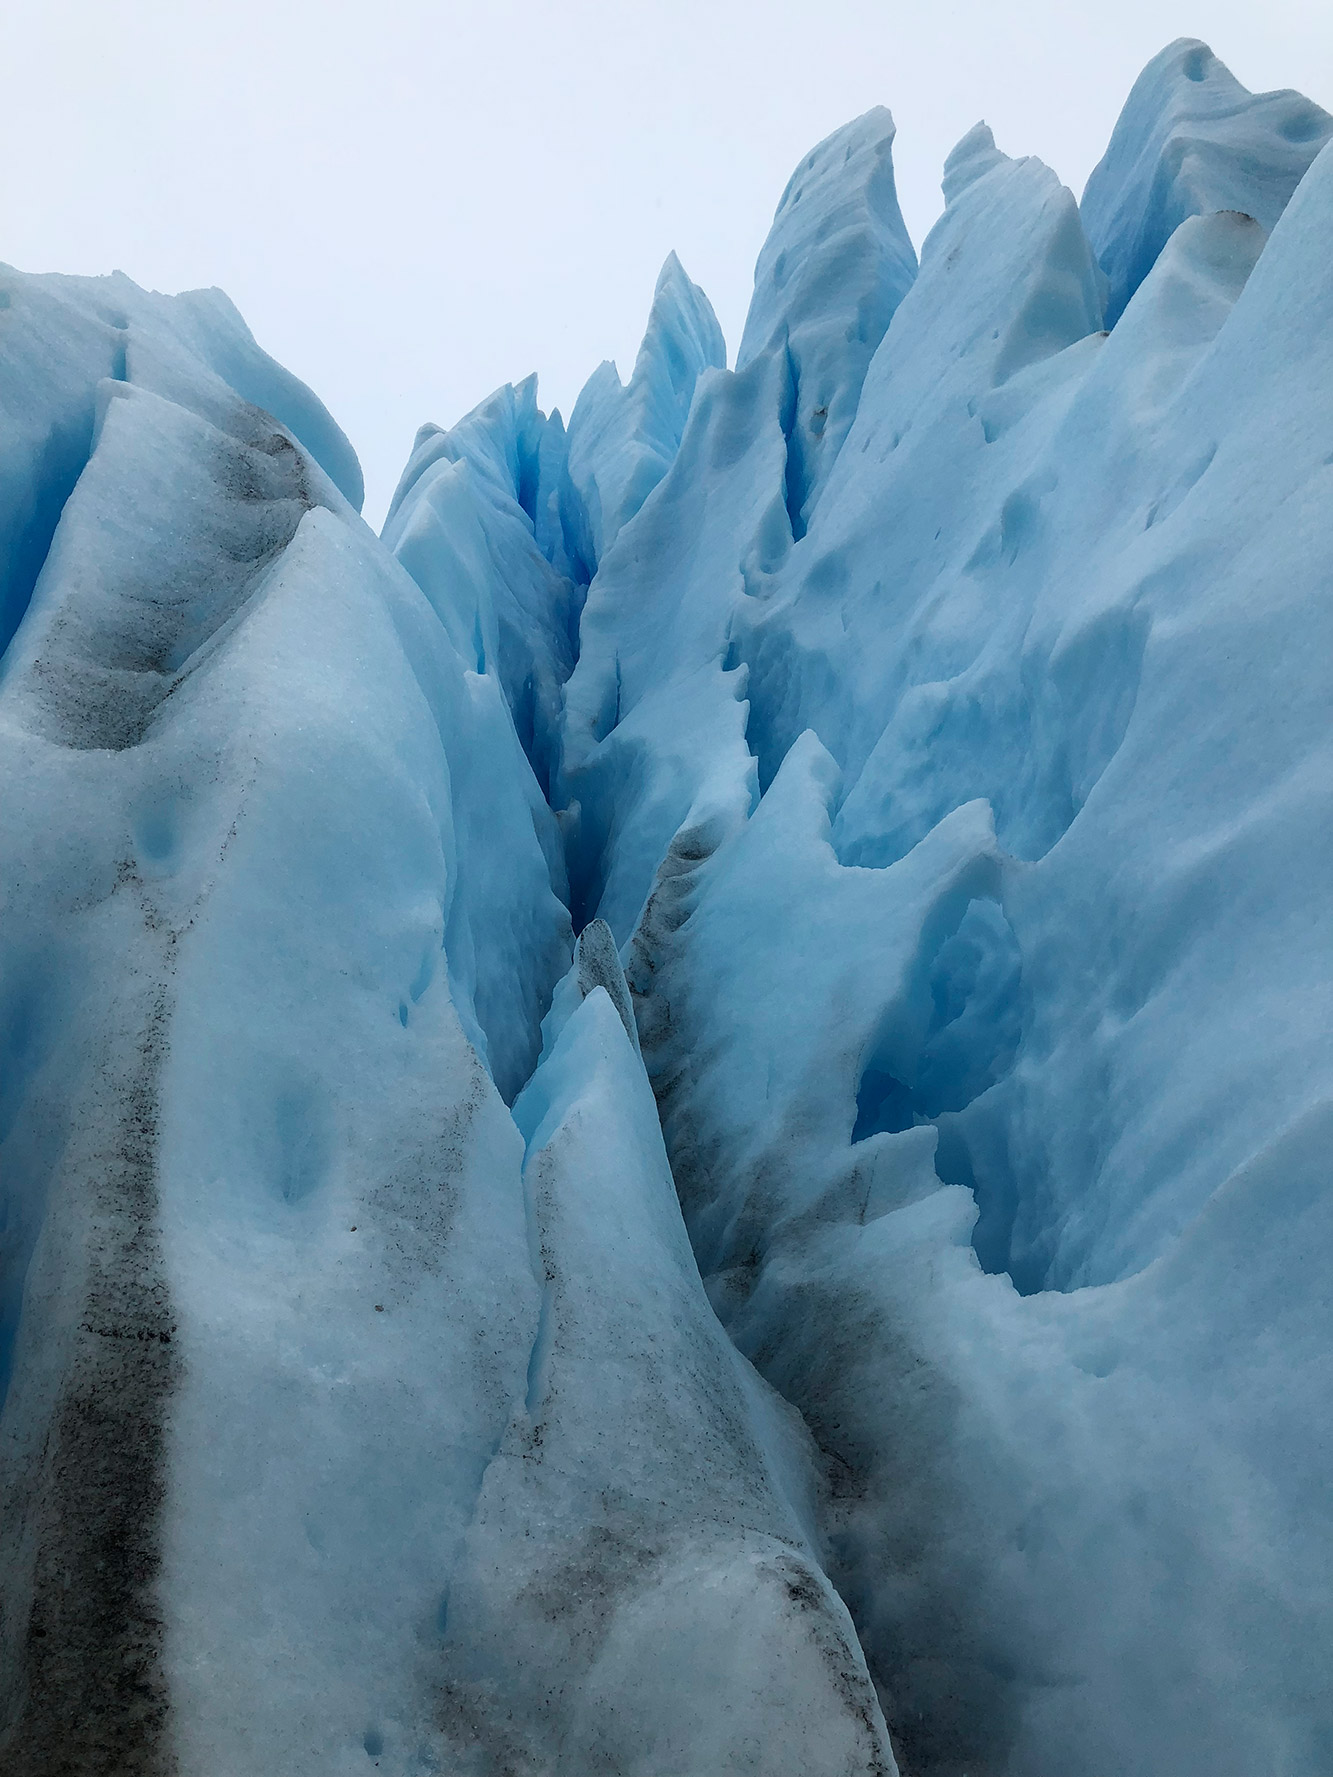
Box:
3, 1, 1331, 524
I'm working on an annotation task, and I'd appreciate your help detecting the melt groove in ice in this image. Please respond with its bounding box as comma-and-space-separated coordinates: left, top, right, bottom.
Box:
0, 35, 1330, 1777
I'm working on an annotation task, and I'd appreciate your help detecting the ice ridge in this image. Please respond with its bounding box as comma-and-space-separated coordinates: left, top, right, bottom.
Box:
1082, 37, 1333, 324
1, 35, 1331, 1777
559, 251, 726, 581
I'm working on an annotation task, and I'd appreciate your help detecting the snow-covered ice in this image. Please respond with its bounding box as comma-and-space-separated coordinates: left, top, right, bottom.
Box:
1, 34, 1331, 1777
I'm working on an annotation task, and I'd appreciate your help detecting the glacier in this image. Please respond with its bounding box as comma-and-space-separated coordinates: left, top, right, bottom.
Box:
0, 33, 1330, 1777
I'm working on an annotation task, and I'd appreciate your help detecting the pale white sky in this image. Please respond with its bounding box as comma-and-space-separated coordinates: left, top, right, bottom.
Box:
3, 1, 1331, 524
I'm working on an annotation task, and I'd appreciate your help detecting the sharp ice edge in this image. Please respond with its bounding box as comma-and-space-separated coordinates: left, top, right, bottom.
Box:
1, 35, 1331, 1777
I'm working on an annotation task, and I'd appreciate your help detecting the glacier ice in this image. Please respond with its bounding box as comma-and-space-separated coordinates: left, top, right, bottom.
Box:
737, 106, 917, 533
0, 298, 567, 1770
434, 931, 893, 1775
0, 268, 363, 667
1, 33, 1332, 1777
0, 255, 891, 1776
560, 252, 726, 582
382, 373, 578, 802
1081, 37, 1333, 325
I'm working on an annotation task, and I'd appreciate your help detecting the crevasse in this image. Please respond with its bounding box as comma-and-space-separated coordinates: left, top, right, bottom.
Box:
1, 35, 1331, 1777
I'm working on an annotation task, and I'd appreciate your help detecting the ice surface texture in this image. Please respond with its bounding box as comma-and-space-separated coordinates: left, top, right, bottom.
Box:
1081, 37, 1333, 325
1, 33, 1330, 1777
0, 264, 888, 1773
560, 36, 1333, 1777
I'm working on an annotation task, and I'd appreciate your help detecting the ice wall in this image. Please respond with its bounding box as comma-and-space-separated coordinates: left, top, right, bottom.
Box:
0, 266, 895, 1774
0, 267, 567, 1772
555, 40, 1333, 1777
2, 32, 1331, 1777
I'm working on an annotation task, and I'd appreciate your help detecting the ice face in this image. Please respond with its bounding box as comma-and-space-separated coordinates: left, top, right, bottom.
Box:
1, 35, 1331, 1777
0, 282, 567, 1771
1081, 37, 1333, 325
554, 47, 1333, 1777
0, 266, 363, 666
382, 374, 579, 803
560, 252, 726, 581
738, 107, 918, 533
0, 242, 893, 1777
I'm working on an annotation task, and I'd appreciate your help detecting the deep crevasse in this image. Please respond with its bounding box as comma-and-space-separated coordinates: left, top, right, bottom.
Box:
1, 34, 1331, 1777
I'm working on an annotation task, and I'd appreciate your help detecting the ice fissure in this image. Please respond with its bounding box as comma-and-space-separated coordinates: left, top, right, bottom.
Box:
2, 34, 1332, 1777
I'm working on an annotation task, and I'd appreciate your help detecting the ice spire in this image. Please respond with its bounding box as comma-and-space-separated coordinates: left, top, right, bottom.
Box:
738, 107, 917, 530
1082, 37, 1333, 325
560, 251, 725, 579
